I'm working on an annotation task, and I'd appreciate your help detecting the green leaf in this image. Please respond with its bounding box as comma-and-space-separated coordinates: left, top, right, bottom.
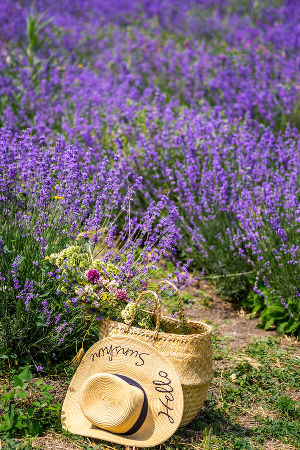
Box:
252, 303, 263, 313
15, 420, 26, 430
8, 404, 16, 425
39, 291, 51, 298
271, 310, 287, 319
47, 403, 61, 412
12, 376, 23, 387
284, 317, 299, 334
241, 298, 254, 309
1, 391, 16, 403
16, 256, 26, 267
18, 367, 32, 383
41, 391, 53, 403
16, 390, 28, 399
166, 261, 175, 272
84, 242, 92, 251
0, 421, 9, 432
260, 308, 272, 321
277, 321, 287, 335
34, 378, 43, 387
32, 401, 42, 407
260, 306, 286, 321
263, 318, 274, 330
40, 385, 53, 391
27, 419, 43, 437
27, 406, 35, 418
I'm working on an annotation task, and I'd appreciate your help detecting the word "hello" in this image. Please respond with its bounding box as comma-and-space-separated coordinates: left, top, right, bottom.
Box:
153, 371, 175, 424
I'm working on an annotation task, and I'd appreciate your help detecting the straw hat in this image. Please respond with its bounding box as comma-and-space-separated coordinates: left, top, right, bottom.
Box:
61, 336, 184, 447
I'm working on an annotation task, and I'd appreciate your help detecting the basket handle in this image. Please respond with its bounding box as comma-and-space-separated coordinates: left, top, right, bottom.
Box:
125, 290, 161, 339
156, 280, 183, 323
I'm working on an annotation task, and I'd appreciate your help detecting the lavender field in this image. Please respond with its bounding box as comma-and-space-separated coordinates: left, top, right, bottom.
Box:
1, 1, 300, 448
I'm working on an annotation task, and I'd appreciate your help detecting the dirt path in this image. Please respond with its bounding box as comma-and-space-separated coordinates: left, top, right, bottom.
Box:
165, 280, 300, 356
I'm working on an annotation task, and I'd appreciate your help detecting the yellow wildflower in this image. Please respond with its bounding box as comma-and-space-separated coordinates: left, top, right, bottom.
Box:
45, 256, 50, 260
54, 196, 63, 200
103, 294, 107, 301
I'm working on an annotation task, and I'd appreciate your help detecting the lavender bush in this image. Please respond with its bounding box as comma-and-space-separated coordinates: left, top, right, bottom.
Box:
1, 0, 300, 140
1, 0, 300, 337
0, 127, 184, 364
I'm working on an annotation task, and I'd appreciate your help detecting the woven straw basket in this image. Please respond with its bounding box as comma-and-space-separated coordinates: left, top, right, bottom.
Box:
98, 281, 213, 426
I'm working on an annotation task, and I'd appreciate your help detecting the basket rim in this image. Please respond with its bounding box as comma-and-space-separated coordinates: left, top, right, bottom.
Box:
101, 315, 212, 340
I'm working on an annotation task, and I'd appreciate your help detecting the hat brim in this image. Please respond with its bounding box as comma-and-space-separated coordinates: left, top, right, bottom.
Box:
62, 336, 184, 447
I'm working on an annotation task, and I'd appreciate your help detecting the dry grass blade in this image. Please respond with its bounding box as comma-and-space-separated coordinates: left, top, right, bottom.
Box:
70, 347, 84, 368
233, 354, 262, 370
282, 335, 299, 345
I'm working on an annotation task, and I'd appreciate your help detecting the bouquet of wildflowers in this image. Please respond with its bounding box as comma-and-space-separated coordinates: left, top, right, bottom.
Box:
46, 244, 155, 329
44, 183, 191, 330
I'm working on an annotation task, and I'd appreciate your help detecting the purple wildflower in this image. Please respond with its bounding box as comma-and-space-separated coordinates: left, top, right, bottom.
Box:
87, 269, 100, 284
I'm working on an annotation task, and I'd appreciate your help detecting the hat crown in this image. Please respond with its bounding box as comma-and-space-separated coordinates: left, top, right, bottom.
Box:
79, 373, 144, 434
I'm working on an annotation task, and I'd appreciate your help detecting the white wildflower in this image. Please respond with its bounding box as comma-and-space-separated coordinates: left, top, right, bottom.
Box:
121, 302, 138, 324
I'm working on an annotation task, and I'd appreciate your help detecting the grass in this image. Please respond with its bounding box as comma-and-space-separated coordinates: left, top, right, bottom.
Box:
203, 335, 300, 449
1, 335, 299, 449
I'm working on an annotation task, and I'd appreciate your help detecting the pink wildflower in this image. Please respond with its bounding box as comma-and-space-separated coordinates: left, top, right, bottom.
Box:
115, 289, 128, 302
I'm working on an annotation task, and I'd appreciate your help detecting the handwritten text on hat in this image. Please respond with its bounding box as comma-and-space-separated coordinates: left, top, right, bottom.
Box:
90, 344, 150, 366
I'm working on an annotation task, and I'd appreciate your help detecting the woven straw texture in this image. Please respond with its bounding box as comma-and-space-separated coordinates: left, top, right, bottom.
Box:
98, 281, 213, 426
62, 336, 184, 447
79, 373, 144, 433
